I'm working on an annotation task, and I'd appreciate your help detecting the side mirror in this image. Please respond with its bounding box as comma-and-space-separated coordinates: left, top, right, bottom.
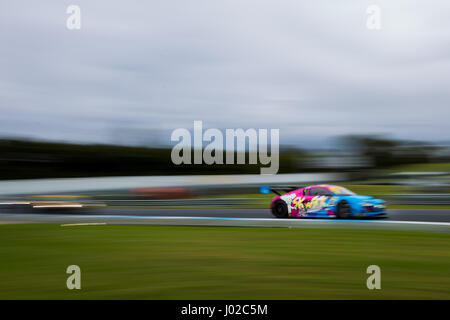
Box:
259, 186, 270, 194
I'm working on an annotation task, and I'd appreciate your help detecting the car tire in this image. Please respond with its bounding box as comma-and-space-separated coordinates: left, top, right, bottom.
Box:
272, 201, 288, 218
337, 201, 351, 219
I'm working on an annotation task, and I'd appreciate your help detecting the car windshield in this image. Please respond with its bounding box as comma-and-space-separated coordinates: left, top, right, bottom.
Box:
329, 186, 356, 196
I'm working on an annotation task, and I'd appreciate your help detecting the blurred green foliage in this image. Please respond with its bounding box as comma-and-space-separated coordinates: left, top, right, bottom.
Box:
0, 139, 304, 179
0, 136, 444, 179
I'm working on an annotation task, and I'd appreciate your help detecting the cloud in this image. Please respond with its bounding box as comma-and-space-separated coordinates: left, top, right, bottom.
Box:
0, 0, 449, 147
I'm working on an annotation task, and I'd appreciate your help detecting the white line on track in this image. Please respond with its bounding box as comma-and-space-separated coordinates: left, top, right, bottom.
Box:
51, 215, 450, 227
2, 212, 449, 228
61, 222, 107, 226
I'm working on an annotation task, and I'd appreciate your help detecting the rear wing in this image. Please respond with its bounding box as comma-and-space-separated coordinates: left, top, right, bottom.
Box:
259, 185, 303, 196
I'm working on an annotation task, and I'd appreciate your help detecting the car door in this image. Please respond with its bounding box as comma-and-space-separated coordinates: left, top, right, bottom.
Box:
297, 188, 310, 213
299, 187, 314, 212
306, 187, 332, 212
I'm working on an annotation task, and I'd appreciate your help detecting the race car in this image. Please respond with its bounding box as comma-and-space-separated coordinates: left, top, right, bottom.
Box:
261, 184, 387, 219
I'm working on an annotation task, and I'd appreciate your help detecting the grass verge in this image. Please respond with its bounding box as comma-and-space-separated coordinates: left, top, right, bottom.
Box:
0, 224, 449, 299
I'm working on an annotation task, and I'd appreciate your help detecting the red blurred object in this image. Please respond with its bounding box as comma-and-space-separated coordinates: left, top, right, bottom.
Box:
130, 187, 193, 199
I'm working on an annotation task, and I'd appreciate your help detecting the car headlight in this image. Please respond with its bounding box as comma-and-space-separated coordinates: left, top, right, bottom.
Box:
360, 202, 373, 207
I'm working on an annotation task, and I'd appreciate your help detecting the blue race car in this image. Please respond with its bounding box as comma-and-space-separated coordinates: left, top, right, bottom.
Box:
264, 184, 387, 218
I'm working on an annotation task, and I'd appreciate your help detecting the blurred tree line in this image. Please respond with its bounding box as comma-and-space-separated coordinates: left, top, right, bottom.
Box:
0, 139, 301, 179
340, 135, 437, 168
0, 137, 444, 180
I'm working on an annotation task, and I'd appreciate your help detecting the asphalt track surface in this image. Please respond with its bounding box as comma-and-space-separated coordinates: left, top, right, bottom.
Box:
92, 208, 450, 223
1, 208, 450, 232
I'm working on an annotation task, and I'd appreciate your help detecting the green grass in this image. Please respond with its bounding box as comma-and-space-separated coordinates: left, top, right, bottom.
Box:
211, 185, 415, 198
209, 185, 412, 201
0, 224, 449, 299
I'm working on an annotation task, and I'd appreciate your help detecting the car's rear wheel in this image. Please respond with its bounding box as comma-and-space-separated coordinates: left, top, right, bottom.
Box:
272, 201, 288, 218
337, 201, 351, 218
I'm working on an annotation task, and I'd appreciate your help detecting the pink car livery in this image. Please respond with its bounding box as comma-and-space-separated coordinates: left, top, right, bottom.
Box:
261, 185, 387, 219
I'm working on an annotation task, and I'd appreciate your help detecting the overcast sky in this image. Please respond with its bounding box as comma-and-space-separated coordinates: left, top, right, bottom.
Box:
1, 1, 449, 147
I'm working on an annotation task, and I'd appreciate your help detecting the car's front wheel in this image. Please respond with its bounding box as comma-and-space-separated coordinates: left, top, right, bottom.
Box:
337, 201, 351, 218
272, 201, 288, 218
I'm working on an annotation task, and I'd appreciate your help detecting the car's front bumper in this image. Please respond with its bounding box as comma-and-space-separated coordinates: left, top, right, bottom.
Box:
352, 211, 387, 218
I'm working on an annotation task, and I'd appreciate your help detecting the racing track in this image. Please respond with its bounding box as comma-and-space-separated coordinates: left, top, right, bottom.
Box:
93, 208, 450, 223
1, 208, 450, 233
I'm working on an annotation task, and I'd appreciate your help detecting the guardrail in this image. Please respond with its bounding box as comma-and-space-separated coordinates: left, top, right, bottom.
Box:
0, 173, 344, 196
103, 198, 260, 207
